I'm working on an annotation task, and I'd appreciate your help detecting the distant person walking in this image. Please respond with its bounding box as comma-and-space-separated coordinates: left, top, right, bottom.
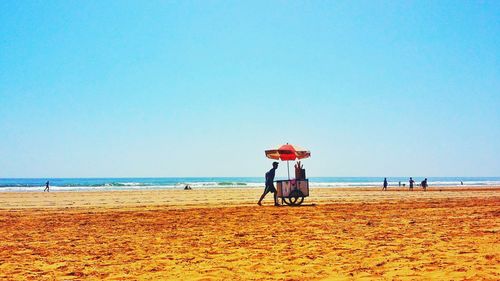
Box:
382, 178, 388, 191
44, 181, 50, 192
409, 177, 414, 191
421, 178, 428, 191
398, 181, 401, 187
258, 162, 279, 206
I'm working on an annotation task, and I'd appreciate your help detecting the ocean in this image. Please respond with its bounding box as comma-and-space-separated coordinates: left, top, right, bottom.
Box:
0, 177, 499, 192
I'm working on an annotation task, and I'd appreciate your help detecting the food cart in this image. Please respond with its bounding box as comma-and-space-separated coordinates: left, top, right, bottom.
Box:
265, 143, 311, 206
276, 179, 309, 206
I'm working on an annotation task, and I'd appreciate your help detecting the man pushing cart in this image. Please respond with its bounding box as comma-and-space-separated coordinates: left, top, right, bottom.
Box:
257, 161, 279, 206
258, 143, 311, 206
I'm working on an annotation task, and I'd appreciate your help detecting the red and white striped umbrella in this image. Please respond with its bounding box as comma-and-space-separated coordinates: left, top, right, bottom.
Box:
265, 143, 311, 161
265, 143, 310, 179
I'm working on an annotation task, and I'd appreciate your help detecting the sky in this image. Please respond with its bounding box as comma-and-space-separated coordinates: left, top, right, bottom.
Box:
1, 1, 499, 178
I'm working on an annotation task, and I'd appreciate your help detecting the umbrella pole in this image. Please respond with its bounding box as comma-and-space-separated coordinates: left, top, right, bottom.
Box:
287, 161, 290, 179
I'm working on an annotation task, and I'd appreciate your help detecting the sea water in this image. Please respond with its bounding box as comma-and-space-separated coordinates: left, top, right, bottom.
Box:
0, 177, 499, 192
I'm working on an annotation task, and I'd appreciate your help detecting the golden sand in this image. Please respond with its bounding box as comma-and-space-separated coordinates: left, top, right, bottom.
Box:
0, 187, 499, 280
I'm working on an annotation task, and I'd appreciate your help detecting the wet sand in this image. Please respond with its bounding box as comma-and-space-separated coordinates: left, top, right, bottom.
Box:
0, 187, 499, 280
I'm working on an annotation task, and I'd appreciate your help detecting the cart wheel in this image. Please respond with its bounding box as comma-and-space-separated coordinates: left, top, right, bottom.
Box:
285, 190, 304, 206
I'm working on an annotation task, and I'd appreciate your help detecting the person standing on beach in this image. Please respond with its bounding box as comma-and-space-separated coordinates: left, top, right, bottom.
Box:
421, 178, 428, 191
409, 177, 414, 191
258, 162, 279, 206
44, 181, 50, 192
382, 178, 388, 191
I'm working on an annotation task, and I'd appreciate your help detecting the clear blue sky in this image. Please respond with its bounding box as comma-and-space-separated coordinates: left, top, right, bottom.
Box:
1, 1, 499, 178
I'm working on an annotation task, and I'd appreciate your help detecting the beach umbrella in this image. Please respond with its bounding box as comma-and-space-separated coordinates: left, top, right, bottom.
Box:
265, 143, 311, 179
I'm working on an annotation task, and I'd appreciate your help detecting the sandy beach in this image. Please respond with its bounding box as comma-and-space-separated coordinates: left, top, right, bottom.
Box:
0, 187, 499, 280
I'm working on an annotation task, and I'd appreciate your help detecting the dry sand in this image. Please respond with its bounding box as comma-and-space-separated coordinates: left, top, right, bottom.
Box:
0, 187, 499, 280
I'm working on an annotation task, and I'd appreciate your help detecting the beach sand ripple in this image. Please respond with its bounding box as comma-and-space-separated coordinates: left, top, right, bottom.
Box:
0, 187, 499, 280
